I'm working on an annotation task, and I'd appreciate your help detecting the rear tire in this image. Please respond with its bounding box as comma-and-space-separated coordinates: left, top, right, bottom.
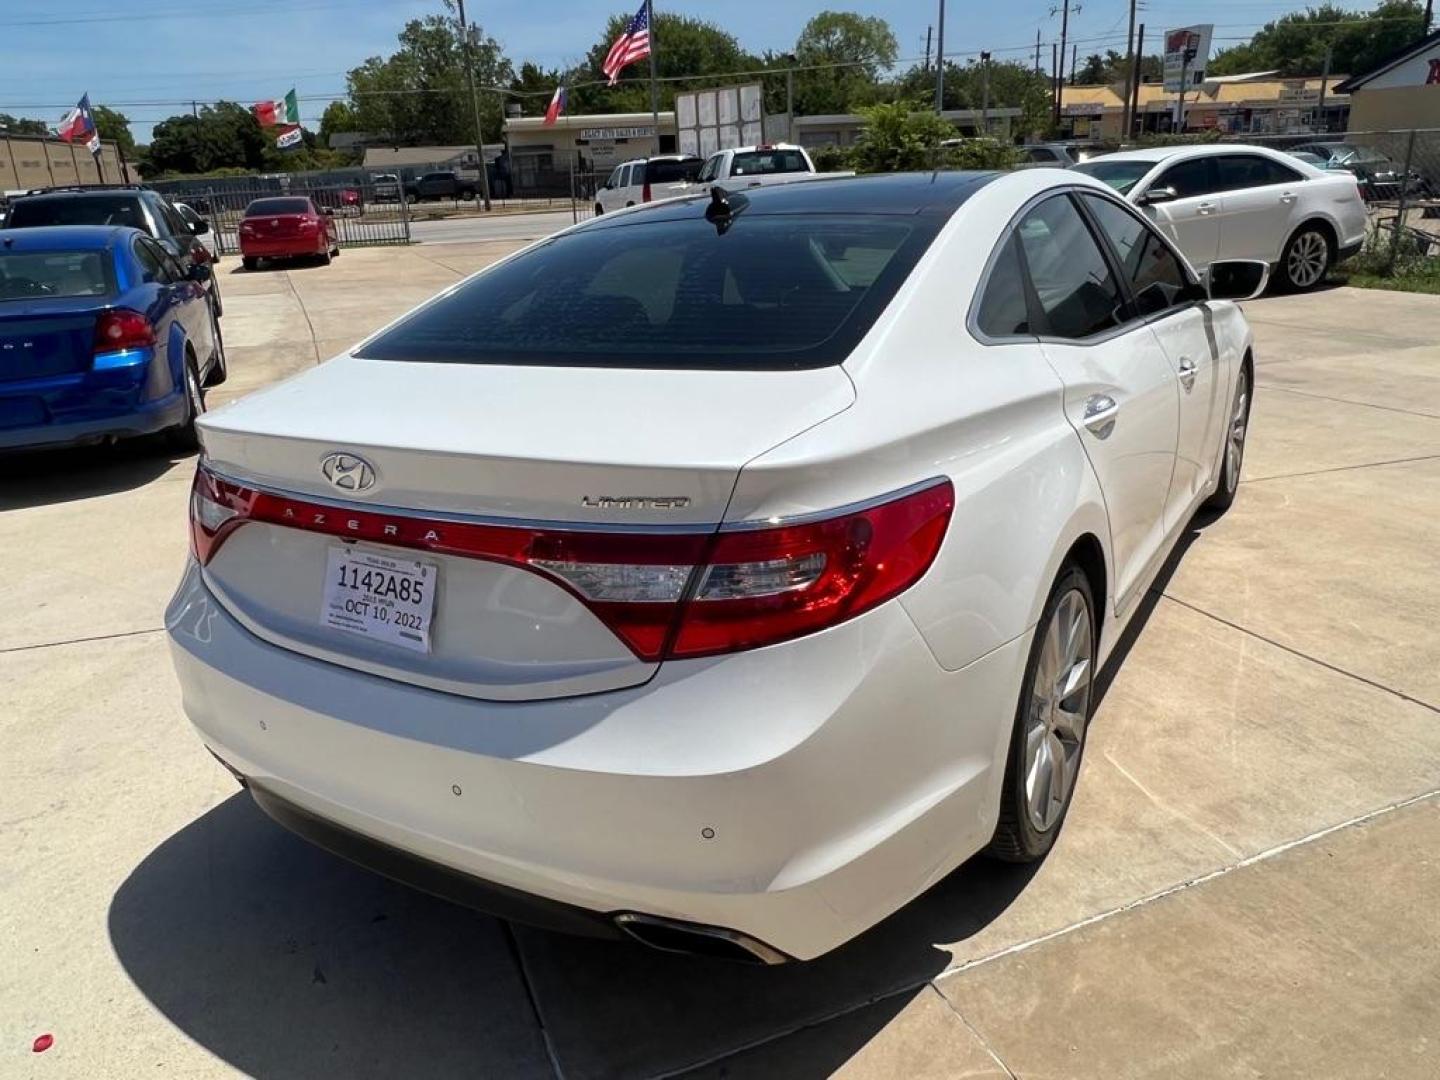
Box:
166, 353, 205, 453
594, 204, 604, 216
1278, 225, 1332, 291
242, 256, 258, 271
319, 248, 332, 266
988, 566, 1097, 863
1205, 364, 1250, 513
203, 309, 227, 387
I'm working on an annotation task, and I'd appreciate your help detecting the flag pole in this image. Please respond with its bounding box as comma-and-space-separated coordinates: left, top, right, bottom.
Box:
646, 0, 660, 154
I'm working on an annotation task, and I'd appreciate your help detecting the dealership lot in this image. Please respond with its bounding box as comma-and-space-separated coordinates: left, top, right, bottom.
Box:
3, 246, 1439, 1078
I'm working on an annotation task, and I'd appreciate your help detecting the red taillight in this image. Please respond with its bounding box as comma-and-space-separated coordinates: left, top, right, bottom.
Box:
189, 467, 953, 660
642, 179, 652, 202
191, 245, 212, 265
94, 309, 156, 354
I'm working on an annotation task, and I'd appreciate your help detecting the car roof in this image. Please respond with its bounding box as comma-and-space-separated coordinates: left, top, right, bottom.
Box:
0, 224, 135, 250
580, 170, 1000, 228
16, 187, 153, 202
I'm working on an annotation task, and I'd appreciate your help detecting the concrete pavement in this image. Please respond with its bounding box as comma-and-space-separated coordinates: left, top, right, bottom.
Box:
3, 249, 1439, 1078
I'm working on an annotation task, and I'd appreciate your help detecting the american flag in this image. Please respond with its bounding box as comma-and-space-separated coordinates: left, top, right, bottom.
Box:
602, 2, 651, 86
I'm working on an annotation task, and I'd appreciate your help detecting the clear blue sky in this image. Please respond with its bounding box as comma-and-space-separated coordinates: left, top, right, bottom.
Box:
0, 0, 1344, 144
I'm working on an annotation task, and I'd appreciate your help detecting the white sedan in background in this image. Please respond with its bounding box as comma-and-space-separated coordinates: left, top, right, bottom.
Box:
168, 169, 1263, 963
1074, 143, 1368, 291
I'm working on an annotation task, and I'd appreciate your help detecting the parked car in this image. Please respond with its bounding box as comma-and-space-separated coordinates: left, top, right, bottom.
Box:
308, 186, 363, 216
414, 171, 478, 202
1018, 142, 1091, 167
372, 174, 403, 203
1286, 140, 1434, 201
238, 196, 340, 270
1073, 144, 1368, 291
169, 169, 1264, 963
594, 155, 704, 213
173, 202, 219, 262
692, 144, 848, 196
3, 185, 224, 317
0, 225, 223, 452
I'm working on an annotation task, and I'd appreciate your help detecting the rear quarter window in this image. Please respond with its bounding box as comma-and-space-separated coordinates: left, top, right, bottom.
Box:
357, 214, 939, 370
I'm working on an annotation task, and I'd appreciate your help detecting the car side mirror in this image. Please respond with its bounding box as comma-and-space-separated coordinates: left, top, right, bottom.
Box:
190, 219, 210, 235
187, 262, 213, 283
1139, 185, 1178, 206
1206, 260, 1269, 302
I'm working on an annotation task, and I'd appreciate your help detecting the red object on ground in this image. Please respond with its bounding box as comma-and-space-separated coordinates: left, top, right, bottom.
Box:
33, 1034, 54, 1053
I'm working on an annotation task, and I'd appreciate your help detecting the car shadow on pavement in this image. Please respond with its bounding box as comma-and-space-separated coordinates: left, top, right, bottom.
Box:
0, 438, 191, 512
108, 791, 1042, 1079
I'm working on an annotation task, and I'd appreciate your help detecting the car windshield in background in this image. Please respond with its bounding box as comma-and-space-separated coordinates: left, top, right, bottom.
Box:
731, 149, 809, 176
1071, 160, 1154, 195
0, 251, 113, 300
6, 196, 146, 230
244, 198, 312, 216
357, 214, 937, 370
645, 158, 702, 183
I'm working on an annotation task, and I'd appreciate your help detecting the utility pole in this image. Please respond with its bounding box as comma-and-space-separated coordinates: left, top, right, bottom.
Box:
1121, 0, 1137, 139
1053, 0, 1071, 125
1130, 23, 1145, 139
786, 64, 795, 143
934, 0, 947, 112
644, 0, 660, 154
191, 100, 198, 118
925, 25, 933, 72
1316, 45, 1332, 133
1051, 42, 1060, 124
980, 51, 992, 135
455, 0, 493, 210
1035, 28, 1042, 73
1071, 42, 1078, 85
1424, 0, 1433, 36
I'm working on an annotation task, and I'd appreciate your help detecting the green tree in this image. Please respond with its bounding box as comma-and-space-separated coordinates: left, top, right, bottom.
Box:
1208, 1, 1427, 77
792, 11, 898, 114
849, 101, 955, 172
568, 13, 756, 114
344, 9, 511, 147
141, 102, 268, 176
318, 100, 359, 147
0, 113, 49, 136
91, 104, 135, 157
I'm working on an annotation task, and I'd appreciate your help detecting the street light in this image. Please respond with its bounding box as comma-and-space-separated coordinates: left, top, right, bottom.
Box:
455, 0, 494, 211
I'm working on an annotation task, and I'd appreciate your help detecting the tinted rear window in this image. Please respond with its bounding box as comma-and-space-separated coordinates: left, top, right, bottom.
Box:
0, 251, 113, 300
357, 214, 937, 370
1071, 160, 1153, 195
731, 149, 809, 177
244, 198, 312, 216
644, 158, 702, 184
7, 196, 148, 231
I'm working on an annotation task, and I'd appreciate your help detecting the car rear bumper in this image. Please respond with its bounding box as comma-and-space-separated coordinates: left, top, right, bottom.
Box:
240, 236, 329, 258
0, 376, 185, 450
166, 559, 1028, 960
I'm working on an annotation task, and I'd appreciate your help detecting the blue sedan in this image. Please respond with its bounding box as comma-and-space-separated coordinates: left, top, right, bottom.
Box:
0, 225, 225, 452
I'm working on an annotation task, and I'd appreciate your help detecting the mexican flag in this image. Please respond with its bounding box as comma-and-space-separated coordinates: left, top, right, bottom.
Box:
253, 89, 299, 129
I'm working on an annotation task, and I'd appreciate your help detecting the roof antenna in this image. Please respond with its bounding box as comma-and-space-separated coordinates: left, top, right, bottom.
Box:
705, 186, 746, 235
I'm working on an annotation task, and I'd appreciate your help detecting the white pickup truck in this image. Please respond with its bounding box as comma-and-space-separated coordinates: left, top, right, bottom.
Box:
694, 144, 848, 194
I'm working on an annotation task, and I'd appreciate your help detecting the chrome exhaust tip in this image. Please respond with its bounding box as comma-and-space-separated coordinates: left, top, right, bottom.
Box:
613, 912, 791, 966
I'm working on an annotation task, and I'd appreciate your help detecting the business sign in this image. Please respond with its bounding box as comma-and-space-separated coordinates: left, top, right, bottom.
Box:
578, 126, 655, 141
1163, 24, 1213, 92
674, 83, 764, 159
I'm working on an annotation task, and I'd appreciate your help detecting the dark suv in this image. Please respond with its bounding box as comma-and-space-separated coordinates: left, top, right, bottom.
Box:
3, 185, 223, 317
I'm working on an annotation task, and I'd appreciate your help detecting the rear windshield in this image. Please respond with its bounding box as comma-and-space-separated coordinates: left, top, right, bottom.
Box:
731, 149, 809, 177
6, 195, 149, 231
644, 158, 702, 184
357, 213, 937, 370
1071, 160, 1154, 195
0, 251, 113, 300
244, 198, 312, 216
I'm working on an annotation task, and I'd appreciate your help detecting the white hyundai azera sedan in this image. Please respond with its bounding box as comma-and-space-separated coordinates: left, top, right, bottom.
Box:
168, 169, 1262, 963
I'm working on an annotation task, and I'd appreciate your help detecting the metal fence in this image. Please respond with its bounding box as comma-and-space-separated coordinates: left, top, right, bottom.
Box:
181, 182, 413, 257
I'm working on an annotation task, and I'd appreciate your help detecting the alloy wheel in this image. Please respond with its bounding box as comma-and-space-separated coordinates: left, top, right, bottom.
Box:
1286, 231, 1328, 288
1226, 368, 1249, 492
1023, 588, 1093, 833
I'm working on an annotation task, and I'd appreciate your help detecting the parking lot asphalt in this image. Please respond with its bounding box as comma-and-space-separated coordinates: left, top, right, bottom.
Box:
4, 246, 1439, 1078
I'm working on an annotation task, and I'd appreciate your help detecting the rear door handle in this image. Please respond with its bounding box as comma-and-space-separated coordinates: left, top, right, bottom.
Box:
1082, 394, 1119, 438
1197, 201, 1217, 215
1178, 357, 1197, 392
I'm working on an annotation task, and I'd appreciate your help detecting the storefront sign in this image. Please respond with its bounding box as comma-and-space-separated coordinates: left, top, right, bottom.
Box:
578, 126, 654, 140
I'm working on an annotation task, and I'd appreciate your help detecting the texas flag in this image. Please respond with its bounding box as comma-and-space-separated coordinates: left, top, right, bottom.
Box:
57, 93, 100, 154
543, 85, 567, 127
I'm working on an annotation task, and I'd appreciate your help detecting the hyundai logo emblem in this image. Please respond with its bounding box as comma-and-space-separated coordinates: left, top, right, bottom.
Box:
320, 452, 376, 492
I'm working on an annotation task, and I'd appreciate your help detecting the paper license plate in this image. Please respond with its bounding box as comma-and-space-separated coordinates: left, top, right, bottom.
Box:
321, 546, 436, 653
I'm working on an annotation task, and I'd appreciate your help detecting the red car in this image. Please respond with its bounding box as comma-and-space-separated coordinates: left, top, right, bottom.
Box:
238, 196, 339, 270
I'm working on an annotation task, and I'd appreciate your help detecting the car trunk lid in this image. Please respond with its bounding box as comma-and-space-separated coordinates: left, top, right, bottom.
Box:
195, 354, 854, 701
0, 303, 98, 383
